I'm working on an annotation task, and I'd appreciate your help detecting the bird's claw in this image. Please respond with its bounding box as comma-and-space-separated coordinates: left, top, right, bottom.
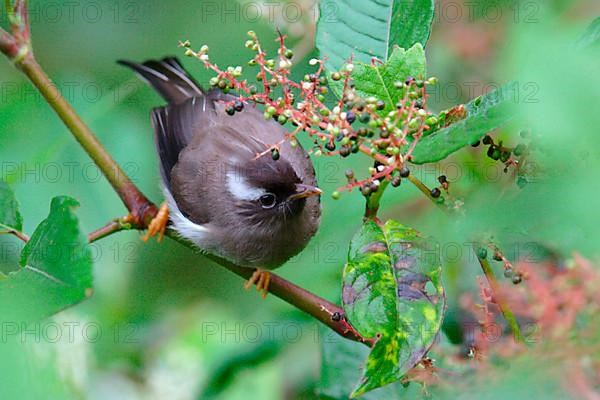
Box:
244, 269, 271, 299
142, 202, 169, 243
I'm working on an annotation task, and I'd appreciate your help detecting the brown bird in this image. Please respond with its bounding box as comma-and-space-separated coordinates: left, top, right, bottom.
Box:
119, 57, 322, 296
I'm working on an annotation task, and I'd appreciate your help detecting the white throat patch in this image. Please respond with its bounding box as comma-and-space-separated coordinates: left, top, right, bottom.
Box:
226, 172, 266, 201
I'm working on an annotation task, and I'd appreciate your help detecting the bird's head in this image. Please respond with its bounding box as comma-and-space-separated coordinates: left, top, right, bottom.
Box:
226, 156, 321, 224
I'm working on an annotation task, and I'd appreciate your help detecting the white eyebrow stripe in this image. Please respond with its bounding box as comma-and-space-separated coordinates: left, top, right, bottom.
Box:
227, 172, 266, 201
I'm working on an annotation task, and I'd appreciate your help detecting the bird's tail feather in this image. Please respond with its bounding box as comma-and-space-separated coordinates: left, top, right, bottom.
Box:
118, 57, 203, 104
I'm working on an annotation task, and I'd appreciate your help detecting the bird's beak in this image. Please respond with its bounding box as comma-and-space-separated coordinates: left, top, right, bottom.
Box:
289, 184, 322, 201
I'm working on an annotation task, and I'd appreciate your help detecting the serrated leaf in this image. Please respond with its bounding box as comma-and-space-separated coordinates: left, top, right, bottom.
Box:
316, 0, 435, 72
410, 83, 517, 164
342, 220, 445, 397
576, 17, 600, 49
330, 44, 427, 115
0, 180, 23, 233
0, 196, 93, 323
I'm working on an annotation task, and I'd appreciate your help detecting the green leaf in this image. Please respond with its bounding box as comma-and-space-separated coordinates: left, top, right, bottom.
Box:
316, 0, 435, 72
342, 220, 445, 397
330, 44, 427, 115
410, 83, 517, 164
0, 180, 23, 233
319, 327, 423, 399
0, 196, 93, 323
576, 17, 600, 49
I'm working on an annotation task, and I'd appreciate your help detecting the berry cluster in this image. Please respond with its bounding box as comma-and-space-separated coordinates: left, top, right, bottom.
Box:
472, 130, 532, 188
180, 32, 440, 199
478, 245, 524, 285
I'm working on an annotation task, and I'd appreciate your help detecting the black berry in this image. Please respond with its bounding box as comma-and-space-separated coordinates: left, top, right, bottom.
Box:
399, 166, 410, 178
346, 111, 356, 124
234, 101, 244, 112
325, 142, 336, 151
511, 273, 522, 285
430, 188, 441, 198
339, 146, 351, 157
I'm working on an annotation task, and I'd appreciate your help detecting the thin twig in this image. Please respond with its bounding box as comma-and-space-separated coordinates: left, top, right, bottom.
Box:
408, 173, 523, 341
364, 177, 389, 221
476, 255, 524, 343
3, 229, 29, 243
88, 216, 134, 243
407, 174, 441, 206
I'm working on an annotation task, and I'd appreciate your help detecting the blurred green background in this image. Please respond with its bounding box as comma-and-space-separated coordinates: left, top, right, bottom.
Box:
0, 0, 599, 399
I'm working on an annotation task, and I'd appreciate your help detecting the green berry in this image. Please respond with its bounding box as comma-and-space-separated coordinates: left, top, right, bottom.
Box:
425, 116, 438, 126
331, 191, 341, 200
408, 118, 419, 130
478, 247, 488, 259
284, 49, 294, 59
331, 72, 342, 81
513, 144, 526, 157
271, 148, 280, 160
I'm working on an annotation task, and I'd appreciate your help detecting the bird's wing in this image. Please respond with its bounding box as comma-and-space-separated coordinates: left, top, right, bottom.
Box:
151, 96, 216, 184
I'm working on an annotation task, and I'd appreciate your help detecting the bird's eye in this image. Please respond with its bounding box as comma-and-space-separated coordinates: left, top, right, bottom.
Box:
259, 193, 277, 209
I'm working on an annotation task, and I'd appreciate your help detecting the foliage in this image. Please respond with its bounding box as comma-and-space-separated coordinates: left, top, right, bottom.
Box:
342, 220, 444, 396
0, 0, 599, 398
0, 195, 92, 323
315, 0, 435, 72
